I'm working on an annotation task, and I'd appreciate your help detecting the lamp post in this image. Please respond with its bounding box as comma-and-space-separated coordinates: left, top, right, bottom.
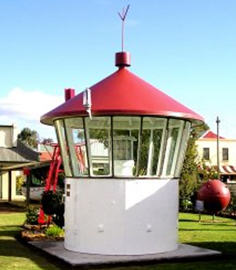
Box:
216, 116, 220, 177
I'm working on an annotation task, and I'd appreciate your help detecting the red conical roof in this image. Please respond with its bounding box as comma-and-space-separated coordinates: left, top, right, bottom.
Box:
41, 55, 204, 125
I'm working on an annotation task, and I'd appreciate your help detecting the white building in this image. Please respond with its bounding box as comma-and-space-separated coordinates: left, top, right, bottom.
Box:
0, 125, 41, 201
196, 130, 236, 181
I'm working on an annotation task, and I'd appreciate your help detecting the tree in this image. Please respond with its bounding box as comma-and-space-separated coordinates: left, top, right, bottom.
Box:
179, 123, 209, 210
18, 127, 39, 149
198, 161, 219, 181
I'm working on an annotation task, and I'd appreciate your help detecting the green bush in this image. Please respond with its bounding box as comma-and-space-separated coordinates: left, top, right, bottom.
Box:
45, 225, 64, 238
41, 190, 64, 227
41, 190, 63, 215
223, 194, 236, 215
52, 203, 64, 228
180, 199, 193, 211
25, 207, 39, 225
16, 175, 25, 195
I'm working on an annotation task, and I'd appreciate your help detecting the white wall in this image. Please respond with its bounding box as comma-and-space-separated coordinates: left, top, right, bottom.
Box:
1, 172, 9, 200
0, 171, 25, 201
64, 178, 178, 255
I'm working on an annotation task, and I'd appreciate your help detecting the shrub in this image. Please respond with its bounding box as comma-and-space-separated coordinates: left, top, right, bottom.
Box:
25, 207, 39, 225
16, 175, 25, 195
53, 203, 65, 228
45, 225, 64, 238
223, 194, 236, 215
180, 199, 193, 211
41, 190, 65, 227
41, 190, 63, 215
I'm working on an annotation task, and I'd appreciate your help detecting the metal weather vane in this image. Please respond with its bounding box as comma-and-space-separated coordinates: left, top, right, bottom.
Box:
118, 4, 130, 51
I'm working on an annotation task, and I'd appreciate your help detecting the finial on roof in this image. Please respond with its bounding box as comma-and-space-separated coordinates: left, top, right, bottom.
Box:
115, 5, 131, 68
118, 4, 130, 52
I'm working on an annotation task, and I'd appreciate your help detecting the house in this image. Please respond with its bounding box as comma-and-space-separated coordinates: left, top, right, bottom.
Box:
0, 124, 51, 202
196, 130, 236, 182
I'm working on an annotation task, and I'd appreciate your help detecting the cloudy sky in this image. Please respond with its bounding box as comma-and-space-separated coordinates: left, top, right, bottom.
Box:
0, 0, 235, 140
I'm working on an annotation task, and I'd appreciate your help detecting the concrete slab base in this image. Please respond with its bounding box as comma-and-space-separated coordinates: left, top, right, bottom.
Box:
29, 241, 221, 267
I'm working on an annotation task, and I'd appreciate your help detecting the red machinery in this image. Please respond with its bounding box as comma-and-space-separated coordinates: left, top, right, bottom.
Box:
38, 143, 85, 224
38, 144, 62, 224
197, 179, 231, 213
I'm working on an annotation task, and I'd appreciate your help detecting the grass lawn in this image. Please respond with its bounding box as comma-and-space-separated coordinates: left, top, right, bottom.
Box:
0, 212, 236, 270
0, 212, 60, 270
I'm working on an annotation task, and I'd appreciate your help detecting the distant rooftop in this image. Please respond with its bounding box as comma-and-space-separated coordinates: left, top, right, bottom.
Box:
38, 143, 54, 161
0, 140, 39, 163
202, 130, 225, 139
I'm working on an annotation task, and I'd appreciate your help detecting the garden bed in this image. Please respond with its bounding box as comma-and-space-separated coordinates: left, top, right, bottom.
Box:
21, 224, 64, 242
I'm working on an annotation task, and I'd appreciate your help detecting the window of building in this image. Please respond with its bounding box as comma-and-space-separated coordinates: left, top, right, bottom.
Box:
203, 148, 210, 160
222, 148, 229, 161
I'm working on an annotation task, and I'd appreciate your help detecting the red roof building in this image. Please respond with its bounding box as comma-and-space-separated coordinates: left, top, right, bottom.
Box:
196, 130, 236, 181
201, 130, 225, 139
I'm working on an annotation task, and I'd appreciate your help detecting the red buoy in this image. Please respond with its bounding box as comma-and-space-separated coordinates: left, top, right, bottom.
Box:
197, 179, 231, 213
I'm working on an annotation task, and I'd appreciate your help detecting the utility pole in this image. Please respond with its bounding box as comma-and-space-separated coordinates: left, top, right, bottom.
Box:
216, 116, 220, 177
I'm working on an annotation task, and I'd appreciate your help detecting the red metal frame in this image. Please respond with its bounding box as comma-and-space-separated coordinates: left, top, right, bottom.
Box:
38, 144, 63, 224
38, 143, 85, 224
44, 144, 63, 192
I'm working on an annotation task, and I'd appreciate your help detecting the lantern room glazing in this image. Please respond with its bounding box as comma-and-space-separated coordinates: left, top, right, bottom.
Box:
54, 116, 191, 179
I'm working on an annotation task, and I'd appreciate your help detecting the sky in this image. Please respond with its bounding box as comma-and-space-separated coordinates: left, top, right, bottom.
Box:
0, 0, 235, 141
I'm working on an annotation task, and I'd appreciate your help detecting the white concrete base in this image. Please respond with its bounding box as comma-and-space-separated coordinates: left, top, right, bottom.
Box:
64, 178, 178, 255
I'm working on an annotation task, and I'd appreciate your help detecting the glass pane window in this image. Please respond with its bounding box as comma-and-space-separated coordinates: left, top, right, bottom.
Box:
113, 117, 140, 177
174, 121, 191, 177
54, 116, 191, 179
64, 118, 88, 176
222, 148, 229, 161
139, 117, 166, 176
54, 120, 72, 177
162, 119, 185, 177
203, 148, 210, 160
85, 117, 111, 176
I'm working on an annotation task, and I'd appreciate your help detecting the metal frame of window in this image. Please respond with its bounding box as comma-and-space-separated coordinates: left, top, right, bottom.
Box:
56, 115, 190, 179
203, 147, 210, 161
168, 120, 185, 177
83, 118, 92, 177
83, 117, 91, 177
174, 121, 191, 177
146, 128, 154, 176
54, 120, 72, 177
64, 118, 85, 177
84, 117, 112, 177
135, 116, 143, 176
157, 119, 169, 177
222, 147, 229, 161
111, 116, 115, 176
155, 119, 168, 176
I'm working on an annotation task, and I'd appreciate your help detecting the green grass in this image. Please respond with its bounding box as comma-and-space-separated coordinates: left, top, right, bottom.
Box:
179, 213, 236, 254
0, 212, 60, 270
0, 212, 236, 269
